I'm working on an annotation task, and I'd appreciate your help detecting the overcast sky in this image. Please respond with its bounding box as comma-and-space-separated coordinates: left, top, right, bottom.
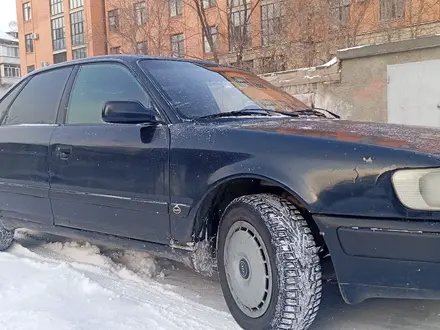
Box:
0, 0, 17, 31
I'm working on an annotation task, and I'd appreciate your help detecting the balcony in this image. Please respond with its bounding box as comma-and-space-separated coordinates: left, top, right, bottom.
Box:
0, 56, 20, 65
0, 76, 20, 86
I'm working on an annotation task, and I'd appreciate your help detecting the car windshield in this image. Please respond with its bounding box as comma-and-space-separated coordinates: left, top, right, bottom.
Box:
139, 60, 309, 119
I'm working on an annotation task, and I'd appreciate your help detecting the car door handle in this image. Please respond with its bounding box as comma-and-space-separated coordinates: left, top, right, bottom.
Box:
56, 145, 72, 160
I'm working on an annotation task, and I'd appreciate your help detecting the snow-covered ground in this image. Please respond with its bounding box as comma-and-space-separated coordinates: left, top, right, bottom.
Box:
2, 230, 440, 330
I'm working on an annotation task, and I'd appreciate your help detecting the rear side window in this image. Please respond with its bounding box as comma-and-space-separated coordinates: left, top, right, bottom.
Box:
0, 79, 28, 123
3, 67, 72, 125
66, 63, 151, 124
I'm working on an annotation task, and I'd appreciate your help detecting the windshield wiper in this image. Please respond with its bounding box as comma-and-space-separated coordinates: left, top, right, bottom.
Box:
198, 108, 287, 119
295, 108, 340, 119
198, 107, 340, 120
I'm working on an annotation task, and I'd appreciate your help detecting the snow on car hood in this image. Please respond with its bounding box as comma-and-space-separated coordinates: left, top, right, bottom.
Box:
238, 118, 440, 155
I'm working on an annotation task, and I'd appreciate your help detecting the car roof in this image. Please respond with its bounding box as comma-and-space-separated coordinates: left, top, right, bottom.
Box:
26, 54, 236, 77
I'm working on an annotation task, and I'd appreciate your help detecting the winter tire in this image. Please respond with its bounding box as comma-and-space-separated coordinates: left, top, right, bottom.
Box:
217, 194, 322, 330
0, 225, 14, 251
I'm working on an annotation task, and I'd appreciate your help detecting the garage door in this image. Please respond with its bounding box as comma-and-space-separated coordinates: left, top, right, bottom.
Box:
387, 59, 440, 127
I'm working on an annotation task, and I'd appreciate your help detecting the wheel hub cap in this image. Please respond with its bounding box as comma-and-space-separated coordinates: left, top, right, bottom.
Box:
224, 221, 273, 318
239, 258, 250, 279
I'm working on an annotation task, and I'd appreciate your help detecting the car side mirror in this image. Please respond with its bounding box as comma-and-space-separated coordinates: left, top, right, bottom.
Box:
102, 101, 158, 124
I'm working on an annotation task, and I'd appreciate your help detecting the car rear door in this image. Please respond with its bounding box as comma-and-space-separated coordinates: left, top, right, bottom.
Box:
0, 67, 73, 225
49, 61, 170, 244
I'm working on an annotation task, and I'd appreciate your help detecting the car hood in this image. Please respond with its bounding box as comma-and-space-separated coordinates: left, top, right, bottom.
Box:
236, 118, 440, 156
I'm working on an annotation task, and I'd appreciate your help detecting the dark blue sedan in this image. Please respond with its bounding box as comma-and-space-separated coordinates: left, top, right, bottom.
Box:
0, 55, 439, 330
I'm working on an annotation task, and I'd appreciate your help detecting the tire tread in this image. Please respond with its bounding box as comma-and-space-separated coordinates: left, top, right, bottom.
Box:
0, 226, 14, 251
229, 194, 322, 330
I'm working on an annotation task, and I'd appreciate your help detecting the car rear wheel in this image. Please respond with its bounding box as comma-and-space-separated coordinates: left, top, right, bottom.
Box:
217, 194, 322, 330
0, 225, 14, 251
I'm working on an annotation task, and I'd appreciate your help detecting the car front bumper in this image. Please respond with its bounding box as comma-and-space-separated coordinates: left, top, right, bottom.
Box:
314, 215, 440, 304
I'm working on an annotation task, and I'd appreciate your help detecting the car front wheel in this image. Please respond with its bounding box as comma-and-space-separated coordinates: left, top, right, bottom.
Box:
217, 194, 322, 330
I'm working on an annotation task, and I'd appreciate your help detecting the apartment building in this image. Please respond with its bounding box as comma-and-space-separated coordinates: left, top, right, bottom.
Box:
0, 31, 20, 97
16, 0, 440, 74
16, 0, 107, 76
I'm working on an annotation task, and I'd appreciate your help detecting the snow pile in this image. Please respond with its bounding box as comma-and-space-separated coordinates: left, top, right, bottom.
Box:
0, 232, 240, 330
338, 44, 368, 52
321, 56, 338, 67
42, 240, 158, 281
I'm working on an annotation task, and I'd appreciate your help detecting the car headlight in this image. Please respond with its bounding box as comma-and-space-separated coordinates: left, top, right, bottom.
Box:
392, 168, 440, 211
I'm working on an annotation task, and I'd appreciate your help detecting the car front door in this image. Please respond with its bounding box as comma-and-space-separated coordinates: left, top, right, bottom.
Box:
0, 67, 73, 225
49, 62, 170, 244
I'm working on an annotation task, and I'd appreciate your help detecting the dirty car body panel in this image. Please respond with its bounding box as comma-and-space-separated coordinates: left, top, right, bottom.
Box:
165, 117, 440, 304
0, 55, 439, 308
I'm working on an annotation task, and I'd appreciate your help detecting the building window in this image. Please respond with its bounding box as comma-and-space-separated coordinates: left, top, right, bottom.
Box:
0, 46, 19, 57
70, 0, 84, 9
136, 41, 148, 54
3, 65, 20, 78
50, 0, 64, 16
204, 26, 218, 53
51, 17, 66, 51
230, 1, 251, 51
108, 10, 119, 31
169, 0, 182, 16
25, 34, 34, 52
203, 0, 216, 9
135, 2, 147, 25
71, 10, 85, 46
23, 2, 32, 21
110, 46, 121, 54
261, 2, 282, 46
329, 0, 350, 29
53, 52, 67, 63
380, 0, 404, 20
171, 33, 184, 57
72, 47, 87, 59
27, 65, 35, 73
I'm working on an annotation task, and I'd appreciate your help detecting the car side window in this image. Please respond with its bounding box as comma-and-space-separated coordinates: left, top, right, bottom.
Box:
0, 79, 28, 123
3, 68, 72, 125
66, 63, 152, 124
